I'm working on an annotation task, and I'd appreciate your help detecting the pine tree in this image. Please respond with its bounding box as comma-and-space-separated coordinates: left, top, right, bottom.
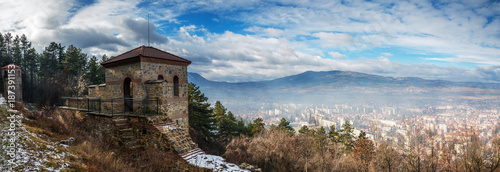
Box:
339, 120, 355, 153
219, 111, 237, 139
4, 32, 12, 57
0, 32, 6, 66
299, 125, 310, 134
329, 124, 340, 142
96, 55, 108, 84
20, 34, 31, 69
213, 100, 229, 136
250, 117, 265, 136
57, 43, 65, 65
235, 118, 248, 136
12, 35, 22, 65
87, 56, 99, 85
24, 47, 38, 101
277, 118, 294, 134
40, 42, 62, 79
188, 83, 216, 138
314, 126, 328, 171
64, 45, 87, 76
1, 32, 13, 66
314, 126, 327, 151
358, 130, 367, 139
214, 101, 227, 125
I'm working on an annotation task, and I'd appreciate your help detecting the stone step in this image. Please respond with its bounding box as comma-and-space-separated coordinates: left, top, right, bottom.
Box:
180, 148, 205, 161
121, 134, 134, 139
180, 148, 204, 158
153, 123, 181, 131
115, 123, 131, 129
124, 140, 137, 148
112, 117, 127, 122
118, 128, 133, 132
115, 122, 129, 126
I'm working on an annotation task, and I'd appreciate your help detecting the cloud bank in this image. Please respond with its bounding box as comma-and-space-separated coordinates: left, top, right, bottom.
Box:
0, 0, 499, 83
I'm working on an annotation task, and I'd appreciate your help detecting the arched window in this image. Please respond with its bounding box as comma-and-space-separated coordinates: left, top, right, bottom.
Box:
173, 76, 179, 97
157, 75, 164, 80
123, 77, 133, 112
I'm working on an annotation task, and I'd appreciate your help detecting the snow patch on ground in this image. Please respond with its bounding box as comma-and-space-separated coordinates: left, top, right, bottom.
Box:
161, 125, 180, 130
0, 100, 71, 171
188, 154, 250, 172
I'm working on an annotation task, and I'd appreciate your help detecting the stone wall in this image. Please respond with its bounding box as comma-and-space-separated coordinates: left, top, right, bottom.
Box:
98, 59, 189, 126
98, 84, 106, 97
103, 62, 188, 99
141, 62, 188, 84
145, 81, 165, 99
105, 63, 143, 84
140, 66, 188, 127
88, 85, 97, 97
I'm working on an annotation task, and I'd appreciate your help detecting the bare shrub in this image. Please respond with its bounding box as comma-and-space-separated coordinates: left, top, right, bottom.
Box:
73, 141, 134, 172
372, 142, 402, 172
224, 129, 369, 172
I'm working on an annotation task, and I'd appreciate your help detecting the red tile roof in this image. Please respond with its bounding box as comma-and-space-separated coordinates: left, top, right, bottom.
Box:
1, 64, 21, 69
101, 45, 191, 67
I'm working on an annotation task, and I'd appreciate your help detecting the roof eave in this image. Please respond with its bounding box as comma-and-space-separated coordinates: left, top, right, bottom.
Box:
101, 56, 141, 68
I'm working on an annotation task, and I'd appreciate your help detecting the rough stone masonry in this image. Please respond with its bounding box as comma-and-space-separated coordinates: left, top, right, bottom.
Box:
89, 45, 190, 127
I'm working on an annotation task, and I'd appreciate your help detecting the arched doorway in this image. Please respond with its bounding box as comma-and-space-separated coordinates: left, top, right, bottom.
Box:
158, 75, 164, 80
173, 76, 179, 97
123, 77, 133, 112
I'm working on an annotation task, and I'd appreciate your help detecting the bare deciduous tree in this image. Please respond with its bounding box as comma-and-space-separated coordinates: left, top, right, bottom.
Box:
372, 142, 402, 172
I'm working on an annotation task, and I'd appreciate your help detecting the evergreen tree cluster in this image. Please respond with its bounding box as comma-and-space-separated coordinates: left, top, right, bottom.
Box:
188, 83, 266, 154
0, 32, 107, 105
188, 84, 266, 139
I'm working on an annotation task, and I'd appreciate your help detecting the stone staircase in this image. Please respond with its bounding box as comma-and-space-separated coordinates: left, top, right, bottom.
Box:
153, 122, 198, 154
179, 148, 205, 162
111, 116, 204, 162
112, 116, 138, 148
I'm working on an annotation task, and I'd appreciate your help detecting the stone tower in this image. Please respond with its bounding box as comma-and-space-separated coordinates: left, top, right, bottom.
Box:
88, 46, 191, 127
1, 64, 22, 101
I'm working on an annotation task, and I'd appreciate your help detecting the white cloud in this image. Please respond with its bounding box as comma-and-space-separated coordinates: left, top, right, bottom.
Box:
168, 26, 499, 83
0, 0, 168, 54
227, 0, 500, 66
1, 0, 499, 83
312, 32, 355, 48
245, 26, 286, 37
328, 52, 346, 58
427, 55, 500, 66
381, 52, 393, 57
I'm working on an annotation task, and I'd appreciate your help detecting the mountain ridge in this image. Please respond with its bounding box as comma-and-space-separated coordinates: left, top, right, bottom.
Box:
187, 70, 500, 105
189, 70, 500, 89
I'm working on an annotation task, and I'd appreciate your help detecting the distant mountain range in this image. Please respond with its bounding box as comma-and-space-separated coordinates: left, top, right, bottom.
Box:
188, 70, 500, 105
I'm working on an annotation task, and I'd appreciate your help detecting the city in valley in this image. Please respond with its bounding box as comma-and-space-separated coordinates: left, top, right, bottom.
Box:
227, 97, 500, 159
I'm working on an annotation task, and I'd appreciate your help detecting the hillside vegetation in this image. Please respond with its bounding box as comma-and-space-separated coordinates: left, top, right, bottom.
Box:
0, 102, 204, 171
188, 83, 500, 172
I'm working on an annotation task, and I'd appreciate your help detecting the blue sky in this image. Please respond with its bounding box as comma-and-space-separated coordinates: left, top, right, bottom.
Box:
1, 0, 499, 83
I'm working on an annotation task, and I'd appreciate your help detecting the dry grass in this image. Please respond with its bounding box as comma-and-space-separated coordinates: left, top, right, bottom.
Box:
17, 105, 200, 172
71, 141, 134, 172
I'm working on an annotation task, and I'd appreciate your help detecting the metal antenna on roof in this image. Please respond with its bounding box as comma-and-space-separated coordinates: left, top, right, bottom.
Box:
148, 13, 150, 46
